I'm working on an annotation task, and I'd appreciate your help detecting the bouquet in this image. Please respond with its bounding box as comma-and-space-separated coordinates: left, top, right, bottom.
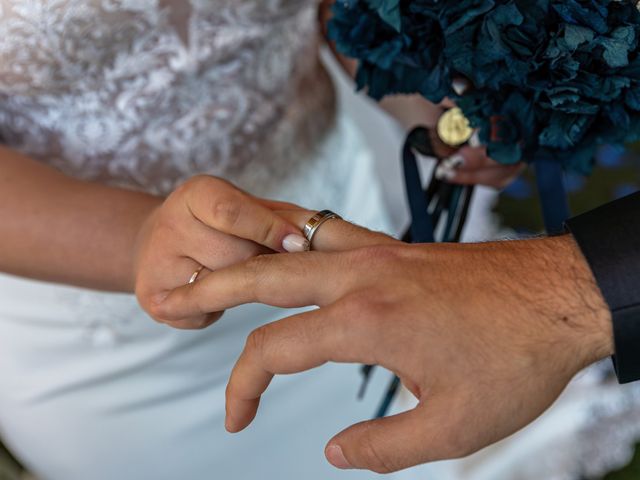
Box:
331, 0, 640, 419
329, 0, 640, 175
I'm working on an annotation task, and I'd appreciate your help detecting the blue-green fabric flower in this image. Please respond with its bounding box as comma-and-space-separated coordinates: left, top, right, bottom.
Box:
329, 0, 640, 174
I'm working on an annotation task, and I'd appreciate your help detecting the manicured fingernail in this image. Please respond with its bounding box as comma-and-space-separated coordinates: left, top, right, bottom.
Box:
470, 131, 481, 147
443, 153, 465, 169
326, 445, 353, 470
435, 165, 456, 181
282, 234, 310, 253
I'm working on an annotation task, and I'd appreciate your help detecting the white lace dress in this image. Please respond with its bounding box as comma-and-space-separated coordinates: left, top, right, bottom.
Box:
0, 1, 397, 479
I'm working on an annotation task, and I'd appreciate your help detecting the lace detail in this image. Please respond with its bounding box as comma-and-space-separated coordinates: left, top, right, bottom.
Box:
0, 0, 335, 195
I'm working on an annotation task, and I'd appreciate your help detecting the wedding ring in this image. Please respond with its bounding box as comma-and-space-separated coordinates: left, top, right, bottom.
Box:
188, 265, 204, 285
303, 210, 342, 249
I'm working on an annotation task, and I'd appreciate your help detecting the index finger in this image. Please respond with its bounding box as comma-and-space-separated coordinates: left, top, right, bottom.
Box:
153, 251, 355, 322
225, 303, 379, 433
185, 176, 304, 252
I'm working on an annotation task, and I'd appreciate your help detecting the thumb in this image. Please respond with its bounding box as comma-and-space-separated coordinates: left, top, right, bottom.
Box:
325, 397, 465, 473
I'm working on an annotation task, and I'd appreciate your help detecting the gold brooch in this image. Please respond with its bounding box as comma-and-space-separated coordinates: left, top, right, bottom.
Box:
436, 107, 473, 147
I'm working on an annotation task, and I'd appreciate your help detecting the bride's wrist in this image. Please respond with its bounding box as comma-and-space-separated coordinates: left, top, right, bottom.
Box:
129, 202, 164, 292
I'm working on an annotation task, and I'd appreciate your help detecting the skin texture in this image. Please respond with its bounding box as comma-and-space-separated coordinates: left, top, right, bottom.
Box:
153, 211, 614, 474
0, 0, 517, 316
132, 177, 308, 329
0, 6, 613, 471
0, 146, 305, 330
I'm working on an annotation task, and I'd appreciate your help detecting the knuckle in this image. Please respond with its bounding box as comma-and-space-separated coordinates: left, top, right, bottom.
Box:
143, 297, 173, 324
171, 180, 191, 199
246, 325, 269, 357
190, 174, 218, 190
242, 255, 271, 297
137, 290, 183, 326
243, 254, 268, 278
153, 213, 180, 240
343, 290, 381, 321
340, 291, 389, 353
255, 216, 280, 245
176, 174, 212, 197
211, 192, 243, 230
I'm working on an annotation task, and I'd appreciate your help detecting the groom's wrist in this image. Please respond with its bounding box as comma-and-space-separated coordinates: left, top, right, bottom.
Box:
547, 235, 614, 367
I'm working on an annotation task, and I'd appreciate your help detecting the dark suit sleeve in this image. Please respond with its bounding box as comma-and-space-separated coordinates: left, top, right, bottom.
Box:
565, 191, 640, 384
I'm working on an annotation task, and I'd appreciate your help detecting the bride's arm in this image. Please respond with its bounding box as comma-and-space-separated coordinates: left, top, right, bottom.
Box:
0, 145, 160, 291
0, 146, 307, 328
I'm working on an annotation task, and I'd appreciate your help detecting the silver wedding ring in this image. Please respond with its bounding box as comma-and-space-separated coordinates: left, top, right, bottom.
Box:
303, 210, 342, 249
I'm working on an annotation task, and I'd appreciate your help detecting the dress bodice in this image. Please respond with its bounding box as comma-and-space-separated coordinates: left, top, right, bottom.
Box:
0, 0, 335, 195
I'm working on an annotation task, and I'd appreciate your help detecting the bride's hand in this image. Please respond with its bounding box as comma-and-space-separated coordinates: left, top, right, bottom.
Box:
150, 209, 401, 321
133, 175, 308, 330
428, 127, 525, 190
434, 145, 526, 190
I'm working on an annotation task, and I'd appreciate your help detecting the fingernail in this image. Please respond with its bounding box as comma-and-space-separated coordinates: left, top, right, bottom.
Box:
435, 165, 456, 181
443, 153, 465, 169
326, 445, 354, 470
470, 131, 481, 148
282, 234, 310, 253
452, 78, 470, 96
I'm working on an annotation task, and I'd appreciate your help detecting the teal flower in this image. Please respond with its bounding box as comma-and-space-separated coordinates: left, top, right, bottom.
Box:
329, 0, 640, 174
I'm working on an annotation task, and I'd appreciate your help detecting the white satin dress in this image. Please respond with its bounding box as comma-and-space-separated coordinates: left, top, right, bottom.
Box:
0, 1, 397, 479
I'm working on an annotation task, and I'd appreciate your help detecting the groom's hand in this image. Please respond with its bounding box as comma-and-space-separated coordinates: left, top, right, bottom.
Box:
156, 225, 613, 473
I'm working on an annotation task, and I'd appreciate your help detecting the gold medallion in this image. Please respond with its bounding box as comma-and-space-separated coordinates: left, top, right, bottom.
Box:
436, 107, 473, 147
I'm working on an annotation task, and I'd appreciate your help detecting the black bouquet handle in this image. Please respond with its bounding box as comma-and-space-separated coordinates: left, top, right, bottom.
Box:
402, 127, 476, 244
